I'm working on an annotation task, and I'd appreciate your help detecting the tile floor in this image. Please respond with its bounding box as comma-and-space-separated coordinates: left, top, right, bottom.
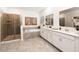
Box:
0, 33, 60, 52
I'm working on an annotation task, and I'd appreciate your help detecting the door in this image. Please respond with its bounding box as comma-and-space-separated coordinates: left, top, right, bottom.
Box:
1, 13, 21, 41
1, 13, 8, 40
1, 13, 15, 41
14, 14, 21, 39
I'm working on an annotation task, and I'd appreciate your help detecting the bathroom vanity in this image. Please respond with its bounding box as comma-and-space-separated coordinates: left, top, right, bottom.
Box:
40, 26, 79, 52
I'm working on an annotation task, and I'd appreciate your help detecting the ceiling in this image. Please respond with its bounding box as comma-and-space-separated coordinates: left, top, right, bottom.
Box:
60, 7, 79, 13
14, 7, 46, 12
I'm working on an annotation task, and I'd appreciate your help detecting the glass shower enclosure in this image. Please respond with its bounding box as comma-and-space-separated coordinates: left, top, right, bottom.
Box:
0, 13, 21, 41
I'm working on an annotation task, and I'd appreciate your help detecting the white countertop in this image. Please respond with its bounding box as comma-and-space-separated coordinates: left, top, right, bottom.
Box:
43, 27, 79, 38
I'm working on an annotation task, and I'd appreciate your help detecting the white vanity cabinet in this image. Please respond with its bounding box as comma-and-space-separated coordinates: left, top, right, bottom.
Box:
52, 32, 75, 52
47, 29, 53, 43
52, 32, 61, 49
57, 34, 75, 52
40, 27, 45, 38
43, 28, 51, 42
40, 27, 79, 52
44, 28, 49, 40
40, 27, 53, 43
40, 27, 48, 40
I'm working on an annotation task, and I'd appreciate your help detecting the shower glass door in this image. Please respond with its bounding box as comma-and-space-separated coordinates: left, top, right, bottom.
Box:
13, 14, 21, 39
1, 13, 21, 41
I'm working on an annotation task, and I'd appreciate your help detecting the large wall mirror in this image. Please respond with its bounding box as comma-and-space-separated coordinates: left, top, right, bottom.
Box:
45, 14, 53, 25
59, 7, 79, 28
40, 16, 44, 25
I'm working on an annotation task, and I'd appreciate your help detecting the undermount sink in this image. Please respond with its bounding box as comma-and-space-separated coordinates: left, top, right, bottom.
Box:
60, 29, 79, 35
48, 26, 79, 35
52, 28, 59, 30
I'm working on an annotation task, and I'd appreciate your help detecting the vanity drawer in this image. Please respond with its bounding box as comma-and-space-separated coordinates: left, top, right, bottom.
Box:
55, 32, 75, 40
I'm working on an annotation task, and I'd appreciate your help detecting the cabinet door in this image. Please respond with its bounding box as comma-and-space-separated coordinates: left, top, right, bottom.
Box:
40, 28, 49, 41
40, 28, 54, 43
40, 28, 44, 38
52, 33, 61, 49
75, 37, 79, 52
59, 36, 75, 52
40, 28, 42, 36
48, 30, 53, 43
43, 29, 48, 40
